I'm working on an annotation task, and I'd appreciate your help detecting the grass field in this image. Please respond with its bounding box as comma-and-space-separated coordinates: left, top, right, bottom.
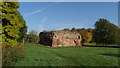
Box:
15, 44, 119, 66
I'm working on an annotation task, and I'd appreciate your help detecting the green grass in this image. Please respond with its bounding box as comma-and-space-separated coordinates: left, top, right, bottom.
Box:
15, 43, 119, 66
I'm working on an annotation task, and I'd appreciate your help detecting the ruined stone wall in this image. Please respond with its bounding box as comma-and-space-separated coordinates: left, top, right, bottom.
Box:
39, 31, 53, 46
39, 30, 82, 47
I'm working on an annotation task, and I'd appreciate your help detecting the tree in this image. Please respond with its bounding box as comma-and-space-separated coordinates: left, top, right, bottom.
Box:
87, 28, 95, 43
29, 30, 38, 35
93, 19, 118, 45
70, 27, 93, 43
25, 30, 39, 43
63, 28, 70, 31
17, 14, 27, 43
117, 28, 120, 45
87, 28, 94, 33
77, 29, 92, 43
0, 24, 2, 45
1, 0, 27, 66
2, 1, 27, 47
71, 27, 77, 32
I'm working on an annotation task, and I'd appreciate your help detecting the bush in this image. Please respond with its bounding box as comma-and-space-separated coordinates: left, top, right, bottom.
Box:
2, 45, 25, 66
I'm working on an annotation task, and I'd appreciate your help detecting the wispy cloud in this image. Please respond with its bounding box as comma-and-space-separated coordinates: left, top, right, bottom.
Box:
23, 3, 59, 17
23, 9, 44, 17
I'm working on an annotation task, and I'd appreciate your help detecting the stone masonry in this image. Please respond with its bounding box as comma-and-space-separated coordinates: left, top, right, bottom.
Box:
39, 30, 82, 47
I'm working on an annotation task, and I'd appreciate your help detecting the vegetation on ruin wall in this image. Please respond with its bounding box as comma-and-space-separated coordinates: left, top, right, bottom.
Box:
1, 0, 27, 66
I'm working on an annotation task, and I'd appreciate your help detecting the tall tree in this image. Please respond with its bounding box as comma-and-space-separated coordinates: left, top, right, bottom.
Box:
17, 14, 27, 43
0, 24, 2, 45
93, 19, 118, 45
117, 28, 120, 45
2, 0, 27, 66
2, 1, 27, 47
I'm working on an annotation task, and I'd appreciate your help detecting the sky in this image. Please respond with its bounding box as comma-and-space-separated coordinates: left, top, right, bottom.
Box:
18, 2, 118, 34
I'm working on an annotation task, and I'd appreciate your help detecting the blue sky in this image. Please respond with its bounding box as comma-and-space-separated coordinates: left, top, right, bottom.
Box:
18, 2, 118, 33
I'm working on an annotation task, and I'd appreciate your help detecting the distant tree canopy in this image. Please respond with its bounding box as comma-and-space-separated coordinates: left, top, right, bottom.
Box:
2, 1, 27, 47
93, 19, 119, 45
71, 27, 77, 32
25, 30, 39, 44
63, 28, 70, 31
87, 28, 94, 33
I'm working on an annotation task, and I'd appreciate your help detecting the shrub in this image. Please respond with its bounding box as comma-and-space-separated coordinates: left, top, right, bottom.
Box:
2, 45, 25, 66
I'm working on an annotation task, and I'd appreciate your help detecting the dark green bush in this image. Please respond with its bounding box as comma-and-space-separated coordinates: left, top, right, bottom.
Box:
2, 45, 25, 66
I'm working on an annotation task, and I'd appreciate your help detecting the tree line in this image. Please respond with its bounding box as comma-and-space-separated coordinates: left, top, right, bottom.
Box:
66, 19, 120, 45
27, 19, 120, 46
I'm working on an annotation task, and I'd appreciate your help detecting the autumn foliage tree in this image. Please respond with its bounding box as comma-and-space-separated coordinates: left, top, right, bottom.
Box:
2, 1, 27, 47
77, 29, 93, 43
87, 28, 94, 33
70, 27, 93, 43
0, 24, 1, 45
17, 13, 27, 43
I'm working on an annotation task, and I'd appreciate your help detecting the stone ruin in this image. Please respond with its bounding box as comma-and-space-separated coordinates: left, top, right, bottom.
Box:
39, 30, 82, 47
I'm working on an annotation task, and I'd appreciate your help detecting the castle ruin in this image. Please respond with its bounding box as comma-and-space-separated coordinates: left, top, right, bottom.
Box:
39, 30, 82, 47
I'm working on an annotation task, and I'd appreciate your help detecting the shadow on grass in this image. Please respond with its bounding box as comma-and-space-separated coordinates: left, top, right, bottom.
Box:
82, 45, 120, 48
101, 53, 120, 57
